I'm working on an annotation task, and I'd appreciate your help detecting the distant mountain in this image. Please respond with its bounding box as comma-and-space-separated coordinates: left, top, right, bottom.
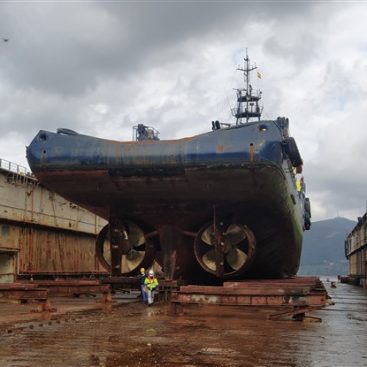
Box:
298, 217, 356, 276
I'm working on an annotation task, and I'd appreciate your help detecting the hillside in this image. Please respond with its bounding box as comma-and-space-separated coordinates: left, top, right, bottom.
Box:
298, 217, 356, 276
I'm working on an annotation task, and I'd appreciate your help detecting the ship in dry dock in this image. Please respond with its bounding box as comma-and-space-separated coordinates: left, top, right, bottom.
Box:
26, 55, 311, 283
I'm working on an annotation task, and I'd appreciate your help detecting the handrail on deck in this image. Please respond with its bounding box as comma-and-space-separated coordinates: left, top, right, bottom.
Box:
0, 157, 30, 176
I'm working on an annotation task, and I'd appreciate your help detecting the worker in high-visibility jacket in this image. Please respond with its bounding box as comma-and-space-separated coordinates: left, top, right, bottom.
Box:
138, 267, 147, 303
144, 269, 159, 305
295, 178, 302, 197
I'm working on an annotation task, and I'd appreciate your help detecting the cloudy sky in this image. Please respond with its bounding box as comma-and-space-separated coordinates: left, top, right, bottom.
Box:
0, 1, 366, 222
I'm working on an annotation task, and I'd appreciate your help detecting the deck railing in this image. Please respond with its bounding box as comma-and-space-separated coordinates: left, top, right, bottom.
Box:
0, 158, 37, 185
0, 158, 29, 175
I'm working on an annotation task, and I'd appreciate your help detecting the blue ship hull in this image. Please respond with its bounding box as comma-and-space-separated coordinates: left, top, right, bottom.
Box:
27, 119, 308, 282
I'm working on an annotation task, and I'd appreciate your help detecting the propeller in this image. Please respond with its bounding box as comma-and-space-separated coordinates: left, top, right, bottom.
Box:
95, 220, 156, 275
195, 222, 256, 278
120, 221, 146, 273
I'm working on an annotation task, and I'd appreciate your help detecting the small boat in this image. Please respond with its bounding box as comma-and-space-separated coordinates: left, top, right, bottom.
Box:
27, 54, 311, 283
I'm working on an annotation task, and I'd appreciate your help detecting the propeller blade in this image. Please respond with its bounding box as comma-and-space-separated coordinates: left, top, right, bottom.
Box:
126, 221, 145, 247
226, 248, 248, 271
201, 225, 215, 246
121, 254, 130, 273
224, 224, 247, 247
202, 249, 217, 271
121, 250, 145, 272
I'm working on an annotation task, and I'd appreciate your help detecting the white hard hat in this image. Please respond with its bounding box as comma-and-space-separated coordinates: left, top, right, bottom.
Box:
148, 269, 154, 276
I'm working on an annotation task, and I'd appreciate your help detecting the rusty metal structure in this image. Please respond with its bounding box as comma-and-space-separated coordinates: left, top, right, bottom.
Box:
20, 279, 111, 296
0, 283, 49, 311
171, 276, 330, 320
345, 212, 367, 288
0, 159, 108, 282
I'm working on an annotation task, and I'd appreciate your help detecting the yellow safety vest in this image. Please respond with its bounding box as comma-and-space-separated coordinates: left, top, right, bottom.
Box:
144, 277, 158, 290
296, 180, 301, 192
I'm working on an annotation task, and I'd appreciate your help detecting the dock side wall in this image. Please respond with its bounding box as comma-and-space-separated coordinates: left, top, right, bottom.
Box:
0, 168, 108, 279
345, 213, 367, 288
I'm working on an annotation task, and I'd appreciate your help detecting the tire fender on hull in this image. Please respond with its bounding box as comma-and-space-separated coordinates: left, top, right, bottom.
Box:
304, 197, 311, 230
283, 137, 303, 168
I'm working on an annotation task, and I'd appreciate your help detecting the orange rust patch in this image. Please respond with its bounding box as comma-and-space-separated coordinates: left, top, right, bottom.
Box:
216, 144, 225, 153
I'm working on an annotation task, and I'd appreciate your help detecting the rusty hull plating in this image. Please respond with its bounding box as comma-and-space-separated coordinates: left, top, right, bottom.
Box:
27, 116, 309, 283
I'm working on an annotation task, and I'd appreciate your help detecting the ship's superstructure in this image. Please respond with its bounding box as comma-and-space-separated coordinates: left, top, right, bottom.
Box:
232, 53, 263, 124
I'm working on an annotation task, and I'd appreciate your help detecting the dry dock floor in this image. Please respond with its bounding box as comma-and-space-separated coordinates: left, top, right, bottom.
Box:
0, 282, 366, 367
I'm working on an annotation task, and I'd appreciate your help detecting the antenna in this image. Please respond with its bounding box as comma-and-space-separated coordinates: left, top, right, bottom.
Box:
231, 50, 262, 125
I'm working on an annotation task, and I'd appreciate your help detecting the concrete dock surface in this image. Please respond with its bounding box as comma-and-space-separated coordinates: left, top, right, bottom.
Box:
0, 281, 366, 367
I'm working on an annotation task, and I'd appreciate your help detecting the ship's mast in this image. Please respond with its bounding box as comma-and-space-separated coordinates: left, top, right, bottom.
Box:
232, 52, 262, 125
